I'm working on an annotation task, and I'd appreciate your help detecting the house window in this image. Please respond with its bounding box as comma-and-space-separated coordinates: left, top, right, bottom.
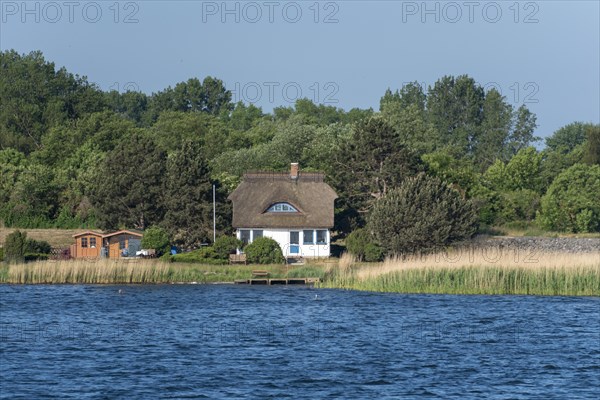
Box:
303, 230, 314, 245
253, 230, 263, 240
316, 230, 327, 245
90, 237, 96, 248
267, 202, 298, 213
240, 230, 251, 246
81, 238, 88, 248
119, 238, 127, 250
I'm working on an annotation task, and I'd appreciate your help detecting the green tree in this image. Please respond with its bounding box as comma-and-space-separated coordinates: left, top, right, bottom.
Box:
89, 132, 167, 230
368, 174, 478, 254
538, 164, 600, 232
426, 75, 485, 156
163, 140, 230, 249
4, 230, 27, 263
331, 117, 423, 231
141, 226, 170, 255
545, 122, 594, 154
583, 125, 600, 165
0, 50, 105, 153
475, 88, 513, 168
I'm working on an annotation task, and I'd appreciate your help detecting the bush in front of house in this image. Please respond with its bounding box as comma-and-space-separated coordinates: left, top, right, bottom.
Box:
345, 228, 383, 261
141, 226, 171, 256
368, 173, 478, 255
213, 236, 243, 260
244, 237, 285, 264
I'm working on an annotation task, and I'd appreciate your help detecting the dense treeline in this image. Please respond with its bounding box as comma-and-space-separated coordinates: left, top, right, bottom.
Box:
1, 50, 599, 250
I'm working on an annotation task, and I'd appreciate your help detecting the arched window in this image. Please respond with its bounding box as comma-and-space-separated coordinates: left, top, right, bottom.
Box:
267, 202, 298, 213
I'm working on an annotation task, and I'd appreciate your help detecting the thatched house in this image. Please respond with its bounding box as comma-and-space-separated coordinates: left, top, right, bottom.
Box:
71, 230, 143, 259
228, 163, 337, 258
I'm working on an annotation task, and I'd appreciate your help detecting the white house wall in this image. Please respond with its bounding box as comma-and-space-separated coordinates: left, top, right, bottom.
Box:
236, 228, 330, 258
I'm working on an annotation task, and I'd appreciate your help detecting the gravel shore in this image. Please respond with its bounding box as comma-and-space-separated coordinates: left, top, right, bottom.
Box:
468, 236, 600, 254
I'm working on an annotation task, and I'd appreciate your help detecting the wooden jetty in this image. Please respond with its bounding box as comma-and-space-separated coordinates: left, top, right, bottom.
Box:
234, 277, 321, 285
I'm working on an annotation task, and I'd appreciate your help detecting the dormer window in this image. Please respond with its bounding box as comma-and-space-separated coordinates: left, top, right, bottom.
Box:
267, 202, 298, 213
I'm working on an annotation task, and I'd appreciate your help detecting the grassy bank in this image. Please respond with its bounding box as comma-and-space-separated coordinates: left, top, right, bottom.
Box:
1, 250, 598, 296
0, 259, 327, 284
319, 252, 600, 296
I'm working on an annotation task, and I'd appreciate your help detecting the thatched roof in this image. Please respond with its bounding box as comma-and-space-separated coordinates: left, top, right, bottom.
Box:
228, 171, 337, 229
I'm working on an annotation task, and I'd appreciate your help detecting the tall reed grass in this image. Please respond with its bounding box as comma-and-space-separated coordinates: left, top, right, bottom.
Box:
0, 259, 323, 284
320, 250, 600, 296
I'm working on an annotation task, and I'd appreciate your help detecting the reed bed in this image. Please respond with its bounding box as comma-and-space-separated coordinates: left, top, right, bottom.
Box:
0, 259, 322, 284
320, 250, 600, 296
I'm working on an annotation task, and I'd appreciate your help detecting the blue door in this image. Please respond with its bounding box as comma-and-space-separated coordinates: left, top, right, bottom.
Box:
290, 231, 300, 254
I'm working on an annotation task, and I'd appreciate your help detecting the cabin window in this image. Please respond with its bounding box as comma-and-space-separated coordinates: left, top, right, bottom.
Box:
253, 230, 263, 240
119, 238, 127, 250
81, 237, 88, 248
303, 230, 314, 244
90, 237, 97, 248
267, 202, 298, 213
240, 230, 251, 246
316, 230, 327, 245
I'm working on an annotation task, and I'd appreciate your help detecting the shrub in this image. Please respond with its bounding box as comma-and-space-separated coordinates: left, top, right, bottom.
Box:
368, 173, 478, 255
213, 236, 243, 260
0, 247, 4, 262
538, 164, 600, 232
26, 238, 52, 254
4, 230, 27, 263
244, 237, 285, 264
345, 228, 382, 261
364, 243, 384, 262
170, 247, 228, 265
24, 253, 49, 261
141, 226, 171, 256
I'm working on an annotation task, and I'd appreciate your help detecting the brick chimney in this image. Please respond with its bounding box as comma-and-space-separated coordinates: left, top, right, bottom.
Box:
290, 162, 299, 180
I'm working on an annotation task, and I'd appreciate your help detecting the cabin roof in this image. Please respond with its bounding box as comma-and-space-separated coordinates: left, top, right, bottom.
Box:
72, 231, 104, 238
102, 229, 144, 238
228, 170, 337, 229
72, 229, 144, 238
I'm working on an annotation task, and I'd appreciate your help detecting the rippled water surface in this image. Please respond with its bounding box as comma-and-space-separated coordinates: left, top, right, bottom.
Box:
1, 285, 599, 399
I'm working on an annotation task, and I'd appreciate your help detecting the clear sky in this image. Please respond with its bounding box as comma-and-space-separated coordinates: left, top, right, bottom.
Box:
1, 0, 599, 138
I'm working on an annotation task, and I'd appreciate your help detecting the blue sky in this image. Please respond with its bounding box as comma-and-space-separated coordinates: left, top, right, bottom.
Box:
1, 0, 599, 138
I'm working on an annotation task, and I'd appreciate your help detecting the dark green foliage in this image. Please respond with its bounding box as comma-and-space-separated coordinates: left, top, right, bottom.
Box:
332, 117, 423, 231
169, 247, 228, 265
545, 122, 593, 154
368, 174, 478, 255
364, 243, 384, 262
24, 253, 49, 261
25, 238, 51, 254
244, 237, 285, 264
0, 247, 4, 261
141, 226, 171, 256
213, 236, 243, 260
4, 230, 27, 263
583, 125, 600, 165
538, 164, 600, 232
89, 132, 167, 230
162, 140, 230, 249
345, 228, 382, 261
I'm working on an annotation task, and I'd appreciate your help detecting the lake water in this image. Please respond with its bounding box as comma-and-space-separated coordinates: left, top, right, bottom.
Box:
0, 285, 599, 399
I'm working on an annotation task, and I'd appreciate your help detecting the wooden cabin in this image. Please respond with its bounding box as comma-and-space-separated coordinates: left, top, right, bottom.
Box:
71, 231, 103, 259
70, 230, 143, 259
103, 230, 143, 258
